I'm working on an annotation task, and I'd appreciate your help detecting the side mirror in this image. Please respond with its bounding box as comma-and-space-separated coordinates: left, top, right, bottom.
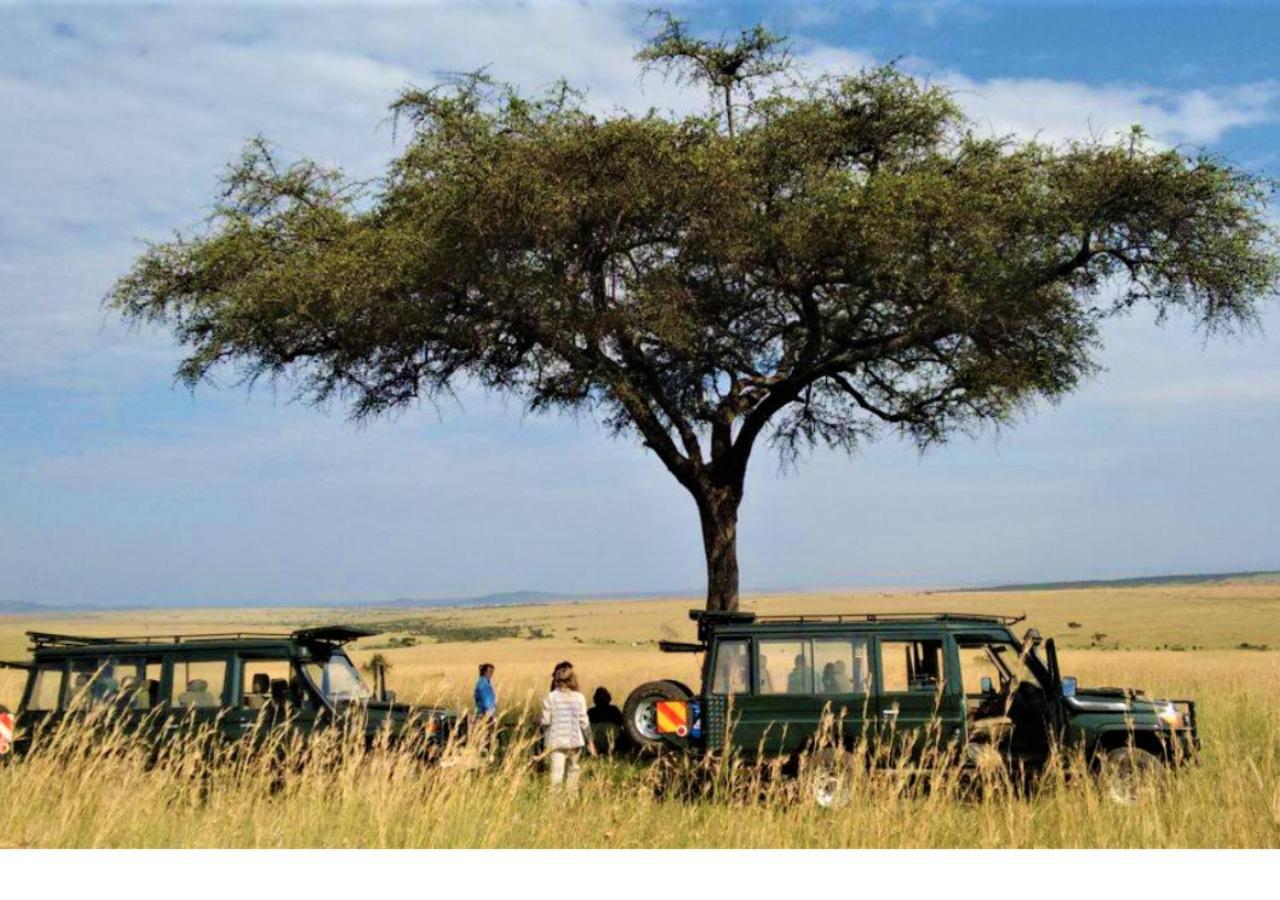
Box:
1022, 628, 1042, 646
979, 676, 994, 694
1061, 676, 1077, 698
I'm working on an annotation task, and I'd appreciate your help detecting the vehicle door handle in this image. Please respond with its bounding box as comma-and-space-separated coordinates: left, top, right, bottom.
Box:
882, 706, 899, 717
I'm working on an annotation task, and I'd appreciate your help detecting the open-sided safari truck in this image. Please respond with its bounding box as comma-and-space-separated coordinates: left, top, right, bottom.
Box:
623, 610, 1199, 803
0, 626, 457, 757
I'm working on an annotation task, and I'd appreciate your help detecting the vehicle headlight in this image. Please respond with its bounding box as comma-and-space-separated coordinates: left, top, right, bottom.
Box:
1157, 702, 1184, 729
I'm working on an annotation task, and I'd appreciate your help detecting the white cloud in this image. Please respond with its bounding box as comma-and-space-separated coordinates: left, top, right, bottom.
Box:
3, 4, 1277, 388
945, 74, 1280, 145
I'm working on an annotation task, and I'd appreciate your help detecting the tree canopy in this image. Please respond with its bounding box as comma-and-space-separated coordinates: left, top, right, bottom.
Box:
111, 14, 1278, 610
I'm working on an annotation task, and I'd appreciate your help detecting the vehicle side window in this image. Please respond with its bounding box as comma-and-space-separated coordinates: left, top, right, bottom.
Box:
68, 657, 123, 708
26, 664, 63, 711
879, 639, 946, 694
710, 639, 750, 694
758, 639, 809, 695
240, 658, 293, 710
171, 659, 228, 709
814, 638, 870, 695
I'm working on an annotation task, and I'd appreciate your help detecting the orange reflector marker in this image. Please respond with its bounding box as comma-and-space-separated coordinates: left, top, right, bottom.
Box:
655, 700, 688, 736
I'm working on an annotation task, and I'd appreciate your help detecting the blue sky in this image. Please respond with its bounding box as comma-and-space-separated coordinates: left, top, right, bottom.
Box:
1, 1, 1277, 606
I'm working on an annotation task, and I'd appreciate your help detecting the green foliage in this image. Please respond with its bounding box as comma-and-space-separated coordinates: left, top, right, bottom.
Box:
353, 618, 540, 644
109, 12, 1278, 609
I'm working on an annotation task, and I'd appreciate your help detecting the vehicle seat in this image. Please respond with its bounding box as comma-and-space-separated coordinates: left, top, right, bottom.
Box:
246, 673, 271, 710
270, 678, 289, 706
177, 678, 219, 708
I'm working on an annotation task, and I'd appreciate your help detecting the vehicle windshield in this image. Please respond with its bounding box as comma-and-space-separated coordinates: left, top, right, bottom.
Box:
303, 652, 373, 703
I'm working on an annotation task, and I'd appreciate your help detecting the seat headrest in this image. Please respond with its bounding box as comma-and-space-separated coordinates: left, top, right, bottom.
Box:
187, 679, 208, 693
251, 673, 271, 693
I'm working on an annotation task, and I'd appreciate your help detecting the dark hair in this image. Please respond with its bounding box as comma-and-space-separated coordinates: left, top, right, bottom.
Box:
478, 663, 494, 677
592, 686, 612, 706
552, 661, 578, 692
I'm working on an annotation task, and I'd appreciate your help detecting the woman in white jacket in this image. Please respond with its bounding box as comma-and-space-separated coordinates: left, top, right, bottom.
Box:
541, 661, 594, 793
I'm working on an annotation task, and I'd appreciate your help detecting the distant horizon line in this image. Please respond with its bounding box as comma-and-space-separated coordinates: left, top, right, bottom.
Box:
3, 567, 1277, 613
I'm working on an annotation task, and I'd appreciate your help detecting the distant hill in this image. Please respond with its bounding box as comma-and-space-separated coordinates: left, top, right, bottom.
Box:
0, 600, 54, 613
953, 570, 1280, 593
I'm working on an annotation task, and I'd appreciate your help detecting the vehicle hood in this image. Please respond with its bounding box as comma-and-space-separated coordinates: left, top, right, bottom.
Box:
1066, 687, 1165, 714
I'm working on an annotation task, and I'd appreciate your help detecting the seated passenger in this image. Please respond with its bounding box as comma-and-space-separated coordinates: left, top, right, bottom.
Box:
90, 675, 120, 704
245, 673, 271, 710
786, 654, 810, 694
829, 659, 853, 694
118, 675, 149, 710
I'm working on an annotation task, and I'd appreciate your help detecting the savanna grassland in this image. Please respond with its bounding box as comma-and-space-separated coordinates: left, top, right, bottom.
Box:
1, 582, 1278, 849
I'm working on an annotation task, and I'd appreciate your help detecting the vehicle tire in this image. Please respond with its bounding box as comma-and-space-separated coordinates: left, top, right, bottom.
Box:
1097, 745, 1163, 805
805, 748, 854, 809
659, 679, 696, 699
623, 681, 690, 752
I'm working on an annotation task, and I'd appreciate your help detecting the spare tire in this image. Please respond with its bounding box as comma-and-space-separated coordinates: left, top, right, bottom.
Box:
623, 680, 690, 751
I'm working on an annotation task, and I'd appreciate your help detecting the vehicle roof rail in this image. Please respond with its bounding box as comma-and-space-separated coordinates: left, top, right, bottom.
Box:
751, 612, 1026, 625
689, 611, 1027, 630
27, 630, 296, 649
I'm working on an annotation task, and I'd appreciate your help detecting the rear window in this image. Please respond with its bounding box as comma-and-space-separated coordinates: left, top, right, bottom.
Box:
25, 664, 63, 711
710, 639, 750, 694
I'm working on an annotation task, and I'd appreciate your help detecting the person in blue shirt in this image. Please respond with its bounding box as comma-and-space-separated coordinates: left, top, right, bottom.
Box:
474, 663, 497, 718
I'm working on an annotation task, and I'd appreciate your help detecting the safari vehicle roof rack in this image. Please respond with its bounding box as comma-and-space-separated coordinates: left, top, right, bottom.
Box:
26, 626, 379, 650
750, 612, 1027, 626
688, 609, 1025, 641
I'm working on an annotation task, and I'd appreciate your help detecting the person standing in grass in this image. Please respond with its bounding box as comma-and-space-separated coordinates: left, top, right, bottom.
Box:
474, 663, 497, 719
541, 661, 594, 793
473, 662, 498, 756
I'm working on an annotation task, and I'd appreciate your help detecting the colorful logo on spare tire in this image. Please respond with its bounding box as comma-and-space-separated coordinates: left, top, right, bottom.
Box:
0, 710, 13, 755
656, 700, 689, 736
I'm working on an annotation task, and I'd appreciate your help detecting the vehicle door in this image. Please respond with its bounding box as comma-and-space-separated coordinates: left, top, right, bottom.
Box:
873, 634, 964, 765
727, 636, 814, 755
227, 653, 323, 747
812, 635, 876, 750
703, 637, 750, 752
164, 653, 232, 743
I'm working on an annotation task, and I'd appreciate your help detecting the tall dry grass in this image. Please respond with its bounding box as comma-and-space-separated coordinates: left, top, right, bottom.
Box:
1, 676, 1277, 849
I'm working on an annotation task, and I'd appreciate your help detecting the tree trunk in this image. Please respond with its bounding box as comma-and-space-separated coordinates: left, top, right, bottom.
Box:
697, 485, 742, 611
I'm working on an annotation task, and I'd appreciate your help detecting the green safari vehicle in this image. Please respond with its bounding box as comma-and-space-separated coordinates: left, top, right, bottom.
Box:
623, 610, 1199, 802
0, 626, 457, 757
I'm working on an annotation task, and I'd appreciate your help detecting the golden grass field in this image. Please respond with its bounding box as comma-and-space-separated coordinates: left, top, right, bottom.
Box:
1, 581, 1278, 848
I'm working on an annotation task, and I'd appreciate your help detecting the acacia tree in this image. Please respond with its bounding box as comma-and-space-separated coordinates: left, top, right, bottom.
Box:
112, 15, 1277, 611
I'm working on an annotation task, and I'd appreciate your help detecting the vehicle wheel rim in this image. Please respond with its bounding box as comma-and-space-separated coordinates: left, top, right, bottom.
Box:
1106, 766, 1138, 805
1104, 750, 1152, 805
633, 699, 660, 740
812, 765, 846, 808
